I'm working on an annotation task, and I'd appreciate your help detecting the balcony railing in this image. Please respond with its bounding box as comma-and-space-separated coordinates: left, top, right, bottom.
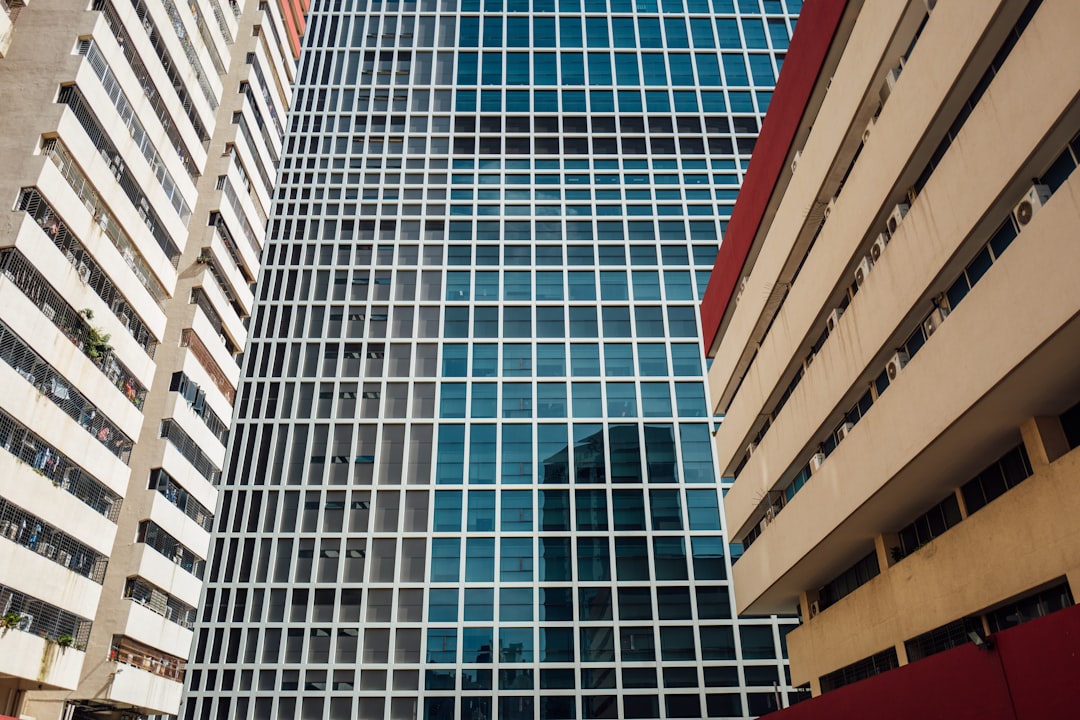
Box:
0, 319, 134, 463
1, 584, 92, 647
43, 140, 170, 303
0, 497, 108, 583
180, 328, 237, 404
77, 40, 192, 222
0, 249, 149, 409
110, 634, 185, 682
123, 576, 197, 629
153, 0, 219, 108
170, 371, 228, 443
217, 176, 263, 258
149, 468, 213, 532
17, 189, 159, 357
159, 419, 221, 485
136, 520, 205, 578
92, 0, 209, 147
56, 86, 181, 264
0, 408, 122, 521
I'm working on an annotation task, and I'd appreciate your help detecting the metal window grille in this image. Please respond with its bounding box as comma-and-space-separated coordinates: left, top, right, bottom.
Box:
0, 250, 149, 408
55, 86, 181, 265
159, 419, 222, 485
0, 497, 109, 583
39, 141, 170, 303
149, 468, 214, 532
15, 189, 159, 357
0, 408, 121, 521
0, 583, 92, 647
0, 318, 133, 463
123, 576, 197, 628
178, 329, 237, 404
136, 520, 206, 579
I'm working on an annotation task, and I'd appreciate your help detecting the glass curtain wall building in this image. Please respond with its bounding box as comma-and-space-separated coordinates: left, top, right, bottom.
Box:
184, 0, 801, 718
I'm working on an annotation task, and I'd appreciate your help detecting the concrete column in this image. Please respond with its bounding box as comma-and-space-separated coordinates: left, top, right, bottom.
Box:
1020, 416, 1070, 469
876, 532, 902, 568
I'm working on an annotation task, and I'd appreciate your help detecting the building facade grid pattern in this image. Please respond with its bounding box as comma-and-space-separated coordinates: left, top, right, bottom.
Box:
184, 0, 801, 718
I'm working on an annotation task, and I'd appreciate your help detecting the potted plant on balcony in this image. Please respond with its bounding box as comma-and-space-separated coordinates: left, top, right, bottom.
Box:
86, 327, 112, 363
2, 611, 22, 630
56, 634, 74, 648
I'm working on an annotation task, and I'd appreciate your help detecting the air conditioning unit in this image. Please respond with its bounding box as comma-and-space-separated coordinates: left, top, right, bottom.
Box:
886, 350, 910, 380
886, 203, 910, 235
854, 255, 874, 287
809, 452, 826, 473
790, 149, 802, 174
879, 66, 903, 104
923, 306, 950, 337
77, 262, 91, 283
802, 353, 815, 374
1013, 183, 1051, 227
809, 600, 821, 618
870, 233, 889, 262
765, 506, 777, 523
862, 115, 876, 146
836, 422, 855, 442
735, 275, 749, 305
118, 312, 130, 328
826, 307, 844, 333
746, 441, 757, 459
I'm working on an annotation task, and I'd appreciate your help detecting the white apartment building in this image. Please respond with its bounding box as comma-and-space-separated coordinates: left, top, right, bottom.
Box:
0, 0, 299, 718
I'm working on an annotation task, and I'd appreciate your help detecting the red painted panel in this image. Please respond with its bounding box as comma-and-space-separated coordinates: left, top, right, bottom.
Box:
699, 0, 849, 356
763, 603, 1080, 720
996, 602, 1080, 720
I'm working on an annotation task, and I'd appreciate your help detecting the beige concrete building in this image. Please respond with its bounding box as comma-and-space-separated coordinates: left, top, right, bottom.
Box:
0, 0, 299, 718
701, 0, 1080, 699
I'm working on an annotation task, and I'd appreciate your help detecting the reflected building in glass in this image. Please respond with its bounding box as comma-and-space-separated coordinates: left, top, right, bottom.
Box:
183, 0, 802, 717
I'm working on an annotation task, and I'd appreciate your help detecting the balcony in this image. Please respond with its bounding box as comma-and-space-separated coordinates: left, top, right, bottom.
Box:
0, 497, 108, 582
105, 635, 184, 714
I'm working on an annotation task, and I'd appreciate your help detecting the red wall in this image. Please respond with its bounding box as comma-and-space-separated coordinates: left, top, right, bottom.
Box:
699, 0, 848, 355
764, 603, 1080, 720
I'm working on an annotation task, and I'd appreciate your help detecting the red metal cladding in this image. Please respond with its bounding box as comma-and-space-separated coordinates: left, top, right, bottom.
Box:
762, 602, 1080, 720
699, 0, 849, 356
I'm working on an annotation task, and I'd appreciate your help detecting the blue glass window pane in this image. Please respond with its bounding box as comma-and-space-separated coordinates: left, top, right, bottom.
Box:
457, 52, 479, 84
471, 383, 498, 419
567, 271, 597, 300
536, 346, 566, 378
442, 344, 468, 376
482, 17, 503, 46
644, 423, 677, 481
464, 588, 494, 621
687, 490, 722, 530
675, 382, 707, 417
537, 384, 568, 419
538, 426, 570, 484
499, 628, 534, 662
502, 425, 533, 481
580, 628, 615, 662
462, 627, 494, 662
429, 588, 459, 622
653, 537, 688, 580
587, 53, 613, 84
536, 271, 564, 300
431, 538, 461, 581
576, 489, 609, 530
635, 307, 666, 337
560, 16, 583, 47
577, 537, 611, 581
722, 54, 749, 85
465, 537, 495, 581
615, 537, 650, 580
570, 344, 601, 376
535, 16, 557, 46
604, 344, 634, 375
614, 53, 640, 85
471, 344, 497, 378
440, 386, 466, 418
538, 537, 572, 580
664, 17, 689, 46
638, 17, 662, 47
612, 489, 646, 529
749, 54, 775, 85
503, 382, 533, 419
570, 307, 599, 338
666, 306, 699, 336
602, 306, 631, 338
618, 90, 643, 111
591, 89, 615, 111
606, 382, 637, 417
561, 52, 586, 85
680, 423, 715, 483
467, 490, 496, 531
641, 54, 668, 86
427, 628, 458, 663
572, 383, 603, 417
643, 382, 669, 416
436, 425, 465, 484
536, 307, 565, 338
541, 627, 575, 662
632, 271, 662, 300
501, 490, 534, 530
691, 536, 726, 579
507, 17, 529, 46
501, 537, 534, 581
742, 18, 767, 48
691, 18, 715, 48
670, 345, 701, 375
433, 491, 463, 531
609, 424, 643, 483
586, 17, 609, 47
574, 424, 606, 483
501, 588, 534, 621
